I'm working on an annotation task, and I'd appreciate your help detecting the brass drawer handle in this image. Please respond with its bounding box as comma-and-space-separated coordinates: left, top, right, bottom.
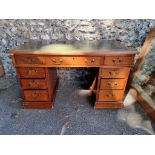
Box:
106, 93, 114, 97
112, 57, 123, 64
85, 58, 95, 64
51, 58, 63, 65
107, 82, 118, 88
28, 69, 37, 75
108, 71, 118, 76
32, 92, 40, 98
28, 81, 39, 88
24, 58, 36, 64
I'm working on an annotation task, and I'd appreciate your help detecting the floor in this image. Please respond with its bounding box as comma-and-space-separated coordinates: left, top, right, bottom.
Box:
0, 81, 154, 135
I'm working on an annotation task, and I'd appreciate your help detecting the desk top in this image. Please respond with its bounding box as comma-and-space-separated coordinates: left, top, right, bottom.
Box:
10, 40, 137, 56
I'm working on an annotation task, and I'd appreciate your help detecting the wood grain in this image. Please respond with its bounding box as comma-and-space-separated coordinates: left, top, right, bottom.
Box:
17, 67, 46, 78
104, 55, 134, 66
23, 90, 49, 101
98, 90, 124, 101
100, 79, 127, 90
100, 67, 130, 78
20, 79, 47, 89
10, 40, 136, 109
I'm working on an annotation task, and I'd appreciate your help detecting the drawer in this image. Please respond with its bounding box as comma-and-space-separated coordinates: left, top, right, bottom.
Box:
45, 56, 102, 66
23, 90, 49, 101
100, 79, 127, 89
98, 90, 124, 101
100, 67, 130, 78
14, 55, 44, 65
17, 67, 46, 78
104, 56, 133, 66
20, 79, 47, 89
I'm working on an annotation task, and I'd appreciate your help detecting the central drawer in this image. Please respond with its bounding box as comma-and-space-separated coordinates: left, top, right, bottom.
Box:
23, 90, 49, 101
20, 79, 47, 89
45, 56, 102, 66
100, 79, 127, 89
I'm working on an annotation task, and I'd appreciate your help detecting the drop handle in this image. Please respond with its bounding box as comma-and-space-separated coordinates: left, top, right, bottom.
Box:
28, 81, 39, 88
91, 59, 95, 63
85, 58, 95, 63
107, 82, 118, 87
51, 58, 63, 65
108, 71, 118, 76
112, 57, 123, 64
32, 92, 39, 98
28, 69, 37, 75
24, 58, 34, 63
106, 93, 114, 97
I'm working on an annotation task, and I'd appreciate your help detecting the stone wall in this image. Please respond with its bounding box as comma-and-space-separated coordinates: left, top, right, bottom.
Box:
133, 38, 155, 104
0, 19, 155, 83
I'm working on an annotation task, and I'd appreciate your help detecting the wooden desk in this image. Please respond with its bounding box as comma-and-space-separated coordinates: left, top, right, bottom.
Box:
10, 40, 137, 109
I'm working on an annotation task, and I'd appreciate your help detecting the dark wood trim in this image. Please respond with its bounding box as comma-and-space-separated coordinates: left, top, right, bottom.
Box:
129, 86, 155, 121
128, 28, 155, 120
131, 28, 155, 79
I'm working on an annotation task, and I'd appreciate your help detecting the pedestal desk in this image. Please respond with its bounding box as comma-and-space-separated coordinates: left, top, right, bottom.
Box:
10, 40, 137, 109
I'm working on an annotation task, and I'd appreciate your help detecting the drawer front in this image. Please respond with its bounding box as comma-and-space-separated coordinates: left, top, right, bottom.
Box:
98, 90, 124, 101
45, 56, 102, 66
100, 67, 130, 78
23, 90, 49, 101
20, 79, 47, 89
104, 56, 133, 66
100, 79, 127, 89
14, 55, 44, 65
17, 67, 46, 78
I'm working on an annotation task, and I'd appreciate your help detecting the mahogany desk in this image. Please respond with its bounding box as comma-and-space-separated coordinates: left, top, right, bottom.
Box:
10, 40, 137, 109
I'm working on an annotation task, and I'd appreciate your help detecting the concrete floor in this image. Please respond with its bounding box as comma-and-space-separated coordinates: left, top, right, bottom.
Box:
0, 81, 154, 135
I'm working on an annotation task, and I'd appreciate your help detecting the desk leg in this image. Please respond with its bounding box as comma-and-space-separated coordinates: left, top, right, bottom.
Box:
89, 76, 97, 93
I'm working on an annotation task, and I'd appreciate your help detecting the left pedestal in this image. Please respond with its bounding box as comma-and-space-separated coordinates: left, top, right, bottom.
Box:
16, 67, 58, 109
